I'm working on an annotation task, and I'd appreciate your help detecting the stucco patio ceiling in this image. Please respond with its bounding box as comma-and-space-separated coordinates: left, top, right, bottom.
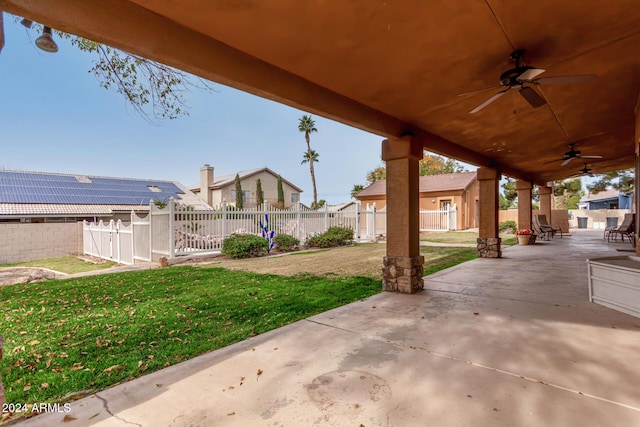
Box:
3, 0, 638, 186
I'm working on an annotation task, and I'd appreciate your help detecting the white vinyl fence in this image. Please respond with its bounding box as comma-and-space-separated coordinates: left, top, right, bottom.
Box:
84, 201, 458, 264
420, 205, 457, 231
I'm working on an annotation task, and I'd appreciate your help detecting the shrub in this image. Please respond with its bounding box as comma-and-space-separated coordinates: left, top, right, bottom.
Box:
307, 226, 354, 248
222, 234, 268, 259
274, 234, 300, 252
499, 220, 517, 234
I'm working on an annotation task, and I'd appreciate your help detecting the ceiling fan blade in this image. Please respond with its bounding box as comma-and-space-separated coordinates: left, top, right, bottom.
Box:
517, 68, 546, 81
470, 89, 509, 114
519, 87, 546, 108
561, 157, 574, 166
543, 159, 563, 165
457, 85, 501, 97
534, 74, 597, 85
579, 155, 603, 159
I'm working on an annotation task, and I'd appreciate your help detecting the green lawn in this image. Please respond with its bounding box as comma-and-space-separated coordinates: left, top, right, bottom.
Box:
421, 247, 477, 275
421, 231, 517, 246
0, 268, 379, 406
0, 245, 479, 411
0, 256, 117, 274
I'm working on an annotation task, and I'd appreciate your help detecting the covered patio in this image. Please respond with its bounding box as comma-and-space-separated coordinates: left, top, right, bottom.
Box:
1, 1, 639, 425
2, 0, 637, 293
15, 230, 640, 426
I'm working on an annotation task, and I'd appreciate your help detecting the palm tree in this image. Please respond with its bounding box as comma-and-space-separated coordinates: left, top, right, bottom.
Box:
298, 115, 318, 208
301, 149, 319, 165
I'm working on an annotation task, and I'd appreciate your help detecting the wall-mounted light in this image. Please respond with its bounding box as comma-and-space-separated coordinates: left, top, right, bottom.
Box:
35, 26, 58, 53
20, 18, 33, 29
432, 199, 436, 203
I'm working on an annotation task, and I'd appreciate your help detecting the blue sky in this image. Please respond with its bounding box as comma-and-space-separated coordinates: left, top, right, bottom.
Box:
0, 16, 388, 205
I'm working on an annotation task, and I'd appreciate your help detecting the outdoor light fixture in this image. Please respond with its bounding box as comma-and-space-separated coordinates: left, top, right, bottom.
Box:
20, 18, 33, 28
35, 26, 58, 53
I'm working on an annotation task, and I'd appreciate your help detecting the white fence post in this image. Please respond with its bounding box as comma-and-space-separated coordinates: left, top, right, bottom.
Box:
130, 211, 135, 262
148, 200, 154, 260
372, 202, 377, 242
324, 203, 329, 230
168, 198, 175, 259
296, 202, 301, 241
222, 200, 227, 239
355, 201, 361, 240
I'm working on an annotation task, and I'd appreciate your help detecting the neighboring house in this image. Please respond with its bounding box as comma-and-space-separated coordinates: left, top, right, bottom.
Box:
191, 165, 303, 209
578, 189, 634, 210
355, 171, 479, 230
0, 169, 210, 223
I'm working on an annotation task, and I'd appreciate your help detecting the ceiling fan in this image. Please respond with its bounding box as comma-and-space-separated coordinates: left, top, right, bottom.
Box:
569, 163, 594, 178
460, 50, 597, 114
545, 143, 603, 166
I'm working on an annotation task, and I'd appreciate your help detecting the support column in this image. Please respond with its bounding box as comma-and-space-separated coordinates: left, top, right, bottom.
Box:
477, 167, 501, 258
538, 185, 553, 222
381, 136, 424, 293
516, 180, 533, 231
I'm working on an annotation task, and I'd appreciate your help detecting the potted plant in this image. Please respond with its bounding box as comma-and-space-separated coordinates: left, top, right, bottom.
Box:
515, 229, 532, 245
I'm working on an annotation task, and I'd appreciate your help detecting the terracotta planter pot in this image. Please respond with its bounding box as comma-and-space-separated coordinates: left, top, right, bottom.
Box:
517, 235, 531, 245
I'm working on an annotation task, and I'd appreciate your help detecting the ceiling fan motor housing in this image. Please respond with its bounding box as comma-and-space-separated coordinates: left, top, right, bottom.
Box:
500, 66, 535, 86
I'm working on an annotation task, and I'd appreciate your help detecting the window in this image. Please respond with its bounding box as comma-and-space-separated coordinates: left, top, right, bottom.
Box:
291, 193, 300, 203
231, 190, 250, 203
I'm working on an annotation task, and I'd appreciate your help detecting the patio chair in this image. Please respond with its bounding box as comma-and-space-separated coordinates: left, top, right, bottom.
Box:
603, 216, 619, 240
608, 213, 635, 244
532, 216, 550, 241
536, 214, 563, 239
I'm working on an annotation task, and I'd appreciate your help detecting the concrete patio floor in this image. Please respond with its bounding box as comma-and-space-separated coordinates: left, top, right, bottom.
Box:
13, 229, 640, 426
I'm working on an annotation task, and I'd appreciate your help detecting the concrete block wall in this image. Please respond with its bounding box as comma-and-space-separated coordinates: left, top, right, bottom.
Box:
567, 209, 631, 229
0, 222, 82, 264
499, 209, 570, 233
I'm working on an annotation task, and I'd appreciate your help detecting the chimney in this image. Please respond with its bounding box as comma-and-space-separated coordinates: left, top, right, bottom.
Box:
200, 164, 214, 206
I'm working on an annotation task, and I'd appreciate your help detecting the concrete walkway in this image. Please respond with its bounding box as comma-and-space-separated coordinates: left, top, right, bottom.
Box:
13, 230, 640, 426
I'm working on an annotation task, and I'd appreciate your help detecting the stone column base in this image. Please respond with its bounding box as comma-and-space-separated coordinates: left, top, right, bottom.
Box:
477, 237, 501, 258
382, 256, 424, 293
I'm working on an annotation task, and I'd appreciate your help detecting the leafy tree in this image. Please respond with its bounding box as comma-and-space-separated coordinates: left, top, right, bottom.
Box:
499, 193, 511, 210
316, 199, 327, 209
15, 17, 213, 123
501, 178, 517, 209
554, 178, 584, 209
298, 115, 319, 207
256, 179, 264, 206
351, 184, 365, 199
366, 166, 387, 184
419, 154, 465, 176
234, 174, 243, 209
587, 169, 634, 194
277, 175, 285, 207
361, 152, 465, 187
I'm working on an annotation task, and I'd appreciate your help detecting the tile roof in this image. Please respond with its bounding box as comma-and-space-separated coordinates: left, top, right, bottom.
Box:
355, 171, 477, 198
189, 167, 303, 193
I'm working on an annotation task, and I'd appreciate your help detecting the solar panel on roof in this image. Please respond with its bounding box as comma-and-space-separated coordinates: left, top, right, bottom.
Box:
0, 171, 186, 205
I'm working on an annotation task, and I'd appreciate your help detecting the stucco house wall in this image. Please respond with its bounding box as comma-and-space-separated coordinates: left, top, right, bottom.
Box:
194, 166, 302, 209
355, 172, 479, 230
